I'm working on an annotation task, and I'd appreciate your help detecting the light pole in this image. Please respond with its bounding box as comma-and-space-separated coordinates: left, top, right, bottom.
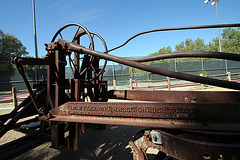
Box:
204, 0, 221, 52
32, 0, 39, 84
204, 0, 228, 73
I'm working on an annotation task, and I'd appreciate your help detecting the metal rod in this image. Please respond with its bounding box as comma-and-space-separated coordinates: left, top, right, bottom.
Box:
128, 51, 240, 62
108, 23, 240, 52
60, 39, 240, 90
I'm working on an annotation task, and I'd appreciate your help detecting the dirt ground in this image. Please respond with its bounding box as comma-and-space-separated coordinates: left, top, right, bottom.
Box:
0, 86, 238, 160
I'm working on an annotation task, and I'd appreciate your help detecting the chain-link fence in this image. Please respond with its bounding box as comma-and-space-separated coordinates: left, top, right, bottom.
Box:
0, 59, 240, 92
103, 60, 240, 86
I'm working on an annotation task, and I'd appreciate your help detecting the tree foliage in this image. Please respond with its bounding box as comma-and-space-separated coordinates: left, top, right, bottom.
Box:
148, 27, 240, 61
221, 27, 240, 54
175, 38, 205, 52
0, 29, 28, 71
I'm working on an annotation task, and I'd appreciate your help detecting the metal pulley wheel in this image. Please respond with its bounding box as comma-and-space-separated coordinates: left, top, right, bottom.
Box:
51, 23, 108, 81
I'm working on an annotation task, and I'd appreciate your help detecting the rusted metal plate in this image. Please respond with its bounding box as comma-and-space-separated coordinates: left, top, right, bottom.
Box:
51, 102, 199, 119
108, 90, 240, 103
50, 102, 240, 122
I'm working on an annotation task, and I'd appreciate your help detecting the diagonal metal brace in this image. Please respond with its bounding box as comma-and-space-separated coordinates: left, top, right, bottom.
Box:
12, 57, 40, 113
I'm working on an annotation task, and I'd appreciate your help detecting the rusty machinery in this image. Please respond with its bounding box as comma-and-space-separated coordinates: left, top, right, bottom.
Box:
1, 23, 240, 160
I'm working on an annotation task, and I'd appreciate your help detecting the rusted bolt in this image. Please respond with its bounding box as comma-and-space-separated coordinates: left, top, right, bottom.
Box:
152, 135, 157, 142
184, 97, 188, 102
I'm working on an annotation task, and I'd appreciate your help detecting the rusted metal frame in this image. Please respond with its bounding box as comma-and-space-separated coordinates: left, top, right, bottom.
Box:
46, 53, 55, 110
74, 52, 81, 101
11, 57, 51, 65
59, 39, 240, 90
79, 55, 90, 101
92, 56, 100, 102
100, 81, 108, 102
129, 51, 240, 62
68, 122, 79, 151
50, 49, 66, 148
54, 49, 66, 108
51, 123, 65, 148
49, 114, 240, 132
14, 63, 40, 113
68, 37, 85, 150
108, 90, 240, 103
69, 79, 75, 101
86, 56, 94, 101
132, 129, 240, 160
108, 23, 240, 52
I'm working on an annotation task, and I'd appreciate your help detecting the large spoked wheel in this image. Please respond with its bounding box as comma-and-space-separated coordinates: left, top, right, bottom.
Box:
51, 23, 108, 81
71, 31, 108, 81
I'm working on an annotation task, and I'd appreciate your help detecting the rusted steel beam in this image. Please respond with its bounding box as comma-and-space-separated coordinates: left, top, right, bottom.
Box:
58, 39, 240, 90
51, 123, 65, 148
13, 63, 40, 113
108, 90, 240, 103
49, 114, 240, 131
54, 49, 66, 108
68, 122, 79, 151
12, 57, 51, 65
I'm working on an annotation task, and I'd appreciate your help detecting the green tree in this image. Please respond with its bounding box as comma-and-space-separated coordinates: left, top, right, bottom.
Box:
206, 37, 220, 52
175, 38, 205, 52
148, 46, 172, 56
0, 29, 28, 71
206, 27, 240, 53
147, 46, 172, 63
221, 27, 240, 54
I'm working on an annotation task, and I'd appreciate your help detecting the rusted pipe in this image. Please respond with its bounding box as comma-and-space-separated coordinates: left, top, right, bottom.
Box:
108, 23, 240, 52
128, 51, 240, 62
59, 39, 240, 90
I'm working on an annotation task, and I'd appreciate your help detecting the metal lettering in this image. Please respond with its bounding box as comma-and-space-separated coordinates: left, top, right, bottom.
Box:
63, 103, 196, 119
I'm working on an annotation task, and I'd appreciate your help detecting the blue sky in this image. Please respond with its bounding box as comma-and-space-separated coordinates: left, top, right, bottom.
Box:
1, 0, 240, 59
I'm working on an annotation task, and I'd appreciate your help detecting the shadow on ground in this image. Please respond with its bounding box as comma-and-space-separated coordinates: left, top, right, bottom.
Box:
12, 125, 147, 160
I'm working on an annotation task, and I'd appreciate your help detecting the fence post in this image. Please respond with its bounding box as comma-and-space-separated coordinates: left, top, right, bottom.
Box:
130, 78, 133, 90
12, 87, 18, 108
167, 77, 171, 91
113, 80, 116, 90
227, 72, 231, 81
200, 73, 205, 90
